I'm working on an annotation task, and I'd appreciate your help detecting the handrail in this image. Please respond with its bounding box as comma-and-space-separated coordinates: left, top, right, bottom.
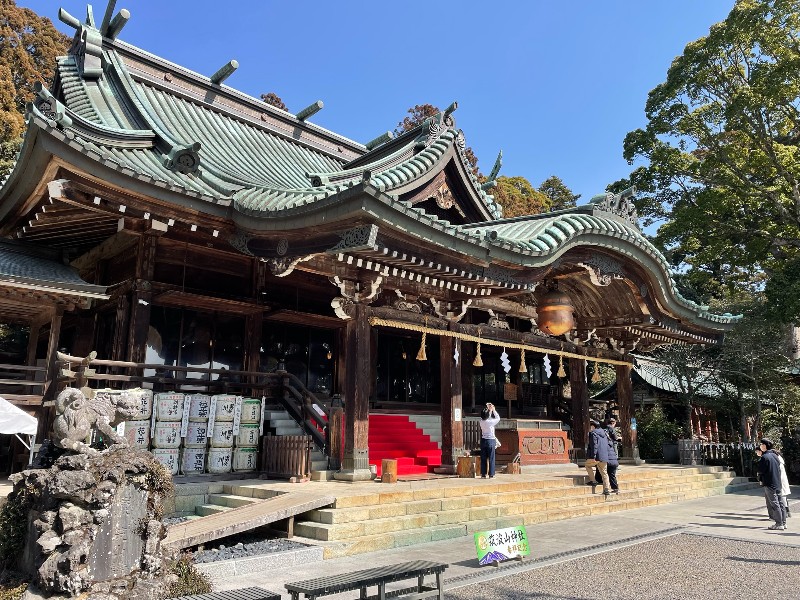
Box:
0, 363, 46, 373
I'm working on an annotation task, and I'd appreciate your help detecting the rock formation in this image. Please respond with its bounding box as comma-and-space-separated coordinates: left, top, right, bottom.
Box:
6, 447, 175, 599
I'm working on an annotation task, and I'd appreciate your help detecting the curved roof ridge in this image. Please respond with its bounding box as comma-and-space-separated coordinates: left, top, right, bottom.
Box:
483, 212, 740, 325
451, 128, 502, 219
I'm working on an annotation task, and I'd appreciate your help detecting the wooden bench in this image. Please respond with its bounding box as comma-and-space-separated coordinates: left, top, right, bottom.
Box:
285, 560, 448, 600
175, 587, 280, 600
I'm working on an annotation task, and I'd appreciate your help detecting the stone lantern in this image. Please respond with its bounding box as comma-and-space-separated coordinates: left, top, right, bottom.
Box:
537, 285, 575, 336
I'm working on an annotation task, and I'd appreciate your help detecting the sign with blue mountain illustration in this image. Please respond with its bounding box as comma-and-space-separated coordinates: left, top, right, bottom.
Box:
474, 525, 530, 565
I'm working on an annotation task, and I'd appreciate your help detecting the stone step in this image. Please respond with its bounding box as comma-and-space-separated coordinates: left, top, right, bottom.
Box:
196, 504, 232, 517
207, 493, 259, 509
295, 475, 747, 540
294, 469, 745, 531
310, 481, 759, 559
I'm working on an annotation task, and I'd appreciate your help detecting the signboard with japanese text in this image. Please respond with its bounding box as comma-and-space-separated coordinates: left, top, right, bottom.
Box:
474, 525, 530, 566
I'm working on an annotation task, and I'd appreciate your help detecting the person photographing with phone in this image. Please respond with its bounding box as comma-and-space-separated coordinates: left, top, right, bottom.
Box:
479, 403, 501, 478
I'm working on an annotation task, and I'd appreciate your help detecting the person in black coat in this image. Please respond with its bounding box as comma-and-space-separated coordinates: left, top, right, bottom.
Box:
585, 420, 612, 495
758, 438, 787, 530
595, 430, 621, 494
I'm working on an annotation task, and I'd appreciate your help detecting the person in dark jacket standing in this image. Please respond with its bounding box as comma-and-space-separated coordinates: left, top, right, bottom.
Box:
758, 438, 787, 530
595, 431, 621, 494
585, 420, 612, 495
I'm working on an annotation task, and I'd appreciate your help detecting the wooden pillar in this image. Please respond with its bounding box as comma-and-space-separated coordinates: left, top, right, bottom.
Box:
336, 327, 347, 396
71, 315, 96, 358
439, 323, 463, 473
568, 357, 590, 457
461, 340, 475, 413
26, 320, 43, 366
243, 311, 263, 376
127, 234, 158, 363
615, 363, 640, 462
111, 294, 130, 362
333, 303, 373, 481
43, 308, 64, 401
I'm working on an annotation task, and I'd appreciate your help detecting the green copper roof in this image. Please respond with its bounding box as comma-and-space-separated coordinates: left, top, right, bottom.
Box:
0, 4, 739, 335
461, 206, 739, 325
32, 26, 503, 222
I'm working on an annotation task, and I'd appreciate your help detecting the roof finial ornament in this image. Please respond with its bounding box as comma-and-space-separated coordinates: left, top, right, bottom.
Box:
58, 8, 81, 29
365, 131, 394, 150
106, 9, 130, 40
589, 186, 640, 230
100, 0, 117, 34
481, 150, 503, 190
296, 100, 324, 122
443, 101, 458, 126
210, 60, 239, 85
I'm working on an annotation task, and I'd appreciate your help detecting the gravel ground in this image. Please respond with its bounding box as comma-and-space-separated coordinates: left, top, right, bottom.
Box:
453, 533, 800, 600
193, 536, 310, 563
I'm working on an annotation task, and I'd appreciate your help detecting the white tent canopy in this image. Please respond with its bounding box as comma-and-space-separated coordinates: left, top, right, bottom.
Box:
0, 396, 37, 435
0, 396, 38, 466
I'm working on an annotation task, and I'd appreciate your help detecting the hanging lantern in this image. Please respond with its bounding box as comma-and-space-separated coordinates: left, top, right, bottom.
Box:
519, 349, 527, 373
591, 361, 601, 383
537, 284, 575, 336
473, 341, 484, 367
416, 331, 427, 361
556, 355, 566, 378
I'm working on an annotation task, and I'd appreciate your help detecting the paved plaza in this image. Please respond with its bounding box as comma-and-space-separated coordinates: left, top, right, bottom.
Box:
209, 486, 797, 599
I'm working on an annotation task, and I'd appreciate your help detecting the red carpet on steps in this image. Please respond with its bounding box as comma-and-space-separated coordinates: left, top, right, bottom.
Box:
369, 414, 442, 477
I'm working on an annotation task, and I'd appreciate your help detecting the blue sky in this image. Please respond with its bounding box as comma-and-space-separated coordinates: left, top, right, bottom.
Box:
25, 1, 735, 203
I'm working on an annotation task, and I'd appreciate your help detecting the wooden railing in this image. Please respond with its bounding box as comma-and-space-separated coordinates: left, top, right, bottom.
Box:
699, 441, 758, 478
261, 434, 312, 480
0, 363, 47, 406
463, 420, 481, 454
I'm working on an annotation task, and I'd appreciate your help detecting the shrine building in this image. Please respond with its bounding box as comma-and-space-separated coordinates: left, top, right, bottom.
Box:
0, 2, 739, 480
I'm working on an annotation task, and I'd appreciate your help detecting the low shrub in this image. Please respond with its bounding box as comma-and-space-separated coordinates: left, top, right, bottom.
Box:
163, 553, 212, 598
635, 404, 684, 461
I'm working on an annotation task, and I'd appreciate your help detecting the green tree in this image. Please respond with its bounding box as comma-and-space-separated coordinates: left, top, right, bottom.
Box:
260, 92, 287, 111
394, 103, 440, 135
538, 175, 580, 211
0, 0, 69, 178
621, 0, 800, 286
492, 176, 550, 218
395, 103, 480, 175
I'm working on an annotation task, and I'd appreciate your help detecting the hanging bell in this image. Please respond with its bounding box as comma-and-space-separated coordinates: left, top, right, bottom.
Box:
473, 341, 483, 367
591, 361, 601, 383
416, 331, 427, 361
556, 354, 566, 378
519, 349, 527, 373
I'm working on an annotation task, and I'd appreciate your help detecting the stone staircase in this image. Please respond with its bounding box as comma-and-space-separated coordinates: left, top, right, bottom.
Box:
286, 465, 757, 558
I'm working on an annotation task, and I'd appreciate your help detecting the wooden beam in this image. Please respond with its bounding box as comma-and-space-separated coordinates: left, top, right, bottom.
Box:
70, 226, 139, 271
472, 297, 539, 320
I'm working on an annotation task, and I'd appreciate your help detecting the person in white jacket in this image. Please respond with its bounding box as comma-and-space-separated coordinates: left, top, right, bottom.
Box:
776, 450, 792, 518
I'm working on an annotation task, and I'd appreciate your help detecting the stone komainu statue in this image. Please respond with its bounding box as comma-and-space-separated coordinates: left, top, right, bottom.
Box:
53, 386, 139, 454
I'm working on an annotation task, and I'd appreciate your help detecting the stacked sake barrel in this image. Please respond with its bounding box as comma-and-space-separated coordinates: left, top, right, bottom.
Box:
233, 397, 262, 472
207, 395, 237, 473
181, 394, 211, 475
152, 392, 184, 475
108, 388, 153, 449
